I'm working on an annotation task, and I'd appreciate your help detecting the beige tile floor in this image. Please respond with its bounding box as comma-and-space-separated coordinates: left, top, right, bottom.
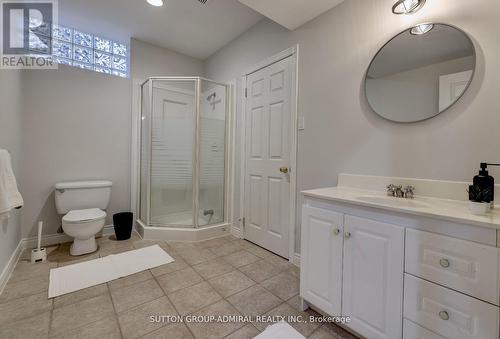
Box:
0, 233, 359, 339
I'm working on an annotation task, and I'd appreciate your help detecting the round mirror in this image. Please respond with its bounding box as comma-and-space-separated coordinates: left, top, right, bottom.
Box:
365, 23, 476, 123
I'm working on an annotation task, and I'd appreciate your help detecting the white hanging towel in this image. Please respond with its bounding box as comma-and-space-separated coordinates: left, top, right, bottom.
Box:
0, 149, 23, 221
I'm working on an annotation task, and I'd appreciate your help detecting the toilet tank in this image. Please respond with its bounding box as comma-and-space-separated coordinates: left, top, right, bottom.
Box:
54, 180, 112, 214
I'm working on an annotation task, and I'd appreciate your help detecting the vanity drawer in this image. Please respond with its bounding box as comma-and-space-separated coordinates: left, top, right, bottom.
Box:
403, 319, 443, 339
405, 228, 500, 305
404, 274, 499, 339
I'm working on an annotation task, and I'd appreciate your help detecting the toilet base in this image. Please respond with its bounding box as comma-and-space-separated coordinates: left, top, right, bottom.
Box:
70, 237, 98, 256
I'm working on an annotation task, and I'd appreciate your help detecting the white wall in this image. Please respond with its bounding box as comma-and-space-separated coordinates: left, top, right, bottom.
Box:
204, 19, 292, 81
0, 70, 23, 274
131, 39, 204, 80
20, 66, 132, 238
19, 40, 204, 238
205, 0, 500, 252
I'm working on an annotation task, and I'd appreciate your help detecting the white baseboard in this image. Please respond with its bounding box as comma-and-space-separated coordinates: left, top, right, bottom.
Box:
0, 224, 119, 295
292, 253, 301, 267
231, 224, 243, 239
22, 232, 72, 250
22, 224, 115, 249
0, 239, 24, 296
102, 225, 115, 236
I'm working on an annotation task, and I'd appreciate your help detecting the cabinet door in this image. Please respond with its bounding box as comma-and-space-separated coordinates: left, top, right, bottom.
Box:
300, 205, 344, 316
342, 215, 404, 339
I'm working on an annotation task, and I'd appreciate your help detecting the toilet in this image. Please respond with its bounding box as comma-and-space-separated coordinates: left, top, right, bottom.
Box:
55, 180, 112, 256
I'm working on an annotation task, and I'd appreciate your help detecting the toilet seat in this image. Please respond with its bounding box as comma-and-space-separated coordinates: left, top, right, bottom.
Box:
63, 208, 106, 224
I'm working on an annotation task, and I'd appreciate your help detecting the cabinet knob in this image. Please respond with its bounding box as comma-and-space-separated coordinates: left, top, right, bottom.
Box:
333, 228, 340, 236
345, 232, 351, 239
439, 311, 450, 321
439, 258, 450, 268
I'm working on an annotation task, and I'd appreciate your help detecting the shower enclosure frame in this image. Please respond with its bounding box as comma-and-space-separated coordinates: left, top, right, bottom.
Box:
135, 77, 233, 241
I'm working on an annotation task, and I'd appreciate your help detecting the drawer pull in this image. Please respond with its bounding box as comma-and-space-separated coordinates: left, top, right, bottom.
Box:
438, 310, 450, 321
333, 228, 340, 236
439, 258, 450, 268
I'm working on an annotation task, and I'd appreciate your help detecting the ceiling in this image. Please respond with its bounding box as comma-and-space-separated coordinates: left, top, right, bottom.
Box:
368, 25, 475, 78
237, 0, 345, 30
58, 0, 263, 60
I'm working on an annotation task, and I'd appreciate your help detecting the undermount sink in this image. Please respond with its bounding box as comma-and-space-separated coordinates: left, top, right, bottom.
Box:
356, 195, 430, 209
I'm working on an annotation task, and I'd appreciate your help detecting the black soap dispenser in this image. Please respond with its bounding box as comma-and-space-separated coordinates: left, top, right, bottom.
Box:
473, 163, 496, 208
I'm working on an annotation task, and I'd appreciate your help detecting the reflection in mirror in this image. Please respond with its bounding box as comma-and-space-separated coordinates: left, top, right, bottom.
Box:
365, 24, 476, 123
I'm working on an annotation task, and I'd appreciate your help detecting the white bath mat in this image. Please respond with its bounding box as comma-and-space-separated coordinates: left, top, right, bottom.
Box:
48, 245, 174, 298
254, 322, 305, 339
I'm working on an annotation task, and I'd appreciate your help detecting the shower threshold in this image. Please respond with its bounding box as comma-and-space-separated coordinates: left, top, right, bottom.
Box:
136, 219, 231, 242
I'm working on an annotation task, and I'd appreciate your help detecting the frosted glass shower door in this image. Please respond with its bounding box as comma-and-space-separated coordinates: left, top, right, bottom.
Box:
150, 80, 196, 227
198, 80, 227, 226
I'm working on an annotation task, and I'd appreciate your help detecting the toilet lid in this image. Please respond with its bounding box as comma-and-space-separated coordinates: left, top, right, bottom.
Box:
63, 208, 106, 223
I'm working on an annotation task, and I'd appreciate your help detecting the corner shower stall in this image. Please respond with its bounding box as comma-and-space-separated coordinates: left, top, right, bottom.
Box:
137, 77, 231, 240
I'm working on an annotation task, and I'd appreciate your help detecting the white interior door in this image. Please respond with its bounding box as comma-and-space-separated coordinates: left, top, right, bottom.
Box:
439, 70, 473, 111
244, 56, 293, 258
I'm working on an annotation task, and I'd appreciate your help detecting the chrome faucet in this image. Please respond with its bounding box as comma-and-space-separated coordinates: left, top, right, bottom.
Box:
386, 184, 402, 197
386, 184, 415, 199
403, 186, 415, 199
386, 184, 397, 197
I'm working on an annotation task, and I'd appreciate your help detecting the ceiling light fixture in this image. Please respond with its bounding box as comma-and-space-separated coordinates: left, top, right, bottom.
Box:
410, 23, 434, 35
392, 0, 426, 15
147, 0, 164, 7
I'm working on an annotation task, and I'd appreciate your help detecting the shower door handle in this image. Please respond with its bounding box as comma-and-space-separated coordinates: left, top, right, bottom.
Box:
279, 167, 289, 174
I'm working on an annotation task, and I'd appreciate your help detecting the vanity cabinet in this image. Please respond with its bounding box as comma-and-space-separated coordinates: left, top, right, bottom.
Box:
301, 194, 500, 339
301, 205, 404, 339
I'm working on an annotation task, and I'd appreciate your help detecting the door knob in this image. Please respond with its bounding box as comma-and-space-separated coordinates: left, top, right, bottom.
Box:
345, 232, 351, 239
280, 167, 289, 174
439, 258, 450, 268
333, 228, 340, 235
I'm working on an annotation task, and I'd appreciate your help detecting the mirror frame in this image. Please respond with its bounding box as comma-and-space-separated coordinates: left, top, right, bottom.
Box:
364, 23, 477, 123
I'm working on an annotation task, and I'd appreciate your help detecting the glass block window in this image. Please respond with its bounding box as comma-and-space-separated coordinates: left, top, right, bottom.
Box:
51, 25, 129, 78
53, 40, 72, 59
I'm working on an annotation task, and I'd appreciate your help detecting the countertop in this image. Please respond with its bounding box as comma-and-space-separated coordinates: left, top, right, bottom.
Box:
302, 186, 500, 230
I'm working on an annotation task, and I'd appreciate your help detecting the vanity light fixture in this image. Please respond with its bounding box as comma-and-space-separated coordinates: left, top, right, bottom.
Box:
410, 23, 434, 35
147, 0, 164, 7
392, 0, 426, 15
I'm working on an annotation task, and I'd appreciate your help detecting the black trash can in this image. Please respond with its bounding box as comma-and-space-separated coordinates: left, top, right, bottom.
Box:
113, 212, 133, 241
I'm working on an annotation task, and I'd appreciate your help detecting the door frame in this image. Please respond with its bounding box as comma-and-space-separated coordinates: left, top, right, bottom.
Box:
240, 45, 299, 261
